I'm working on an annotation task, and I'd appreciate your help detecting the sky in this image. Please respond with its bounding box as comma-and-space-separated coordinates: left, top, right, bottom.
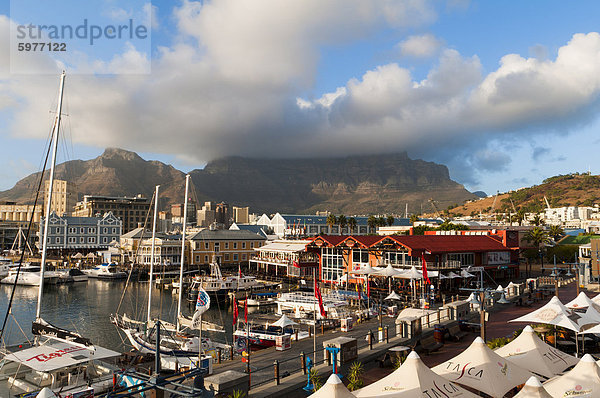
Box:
1, 1, 600, 197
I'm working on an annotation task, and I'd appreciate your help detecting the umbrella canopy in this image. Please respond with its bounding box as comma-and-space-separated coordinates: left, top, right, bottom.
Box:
494, 325, 578, 378
514, 376, 553, 398
543, 354, 600, 397
337, 274, 349, 283
432, 337, 532, 397
439, 273, 450, 279
85, 252, 96, 258
309, 373, 355, 398
509, 296, 584, 332
460, 270, 475, 278
496, 284, 504, 292
447, 271, 462, 278
592, 293, 600, 303
384, 291, 403, 301
352, 264, 382, 275
271, 314, 297, 328
395, 266, 423, 280
36, 388, 58, 398
376, 264, 404, 277
466, 292, 480, 304
566, 292, 600, 311
354, 351, 478, 397
72, 252, 83, 259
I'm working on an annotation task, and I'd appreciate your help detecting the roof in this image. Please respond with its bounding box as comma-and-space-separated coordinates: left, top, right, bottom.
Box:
256, 240, 311, 253
120, 227, 170, 240
230, 224, 269, 239
189, 229, 266, 241
280, 214, 411, 226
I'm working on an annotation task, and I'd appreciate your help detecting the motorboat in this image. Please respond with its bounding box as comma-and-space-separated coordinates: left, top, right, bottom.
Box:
56, 268, 89, 283
83, 263, 127, 280
0, 264, 60, 286
187, 261, 261, 301
233, 314, 307, 351
238, 292, 278, 307
275, 291, 351, 320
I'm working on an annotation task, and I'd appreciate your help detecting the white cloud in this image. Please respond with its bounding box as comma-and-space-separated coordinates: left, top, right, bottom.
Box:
397, 33, 443, 58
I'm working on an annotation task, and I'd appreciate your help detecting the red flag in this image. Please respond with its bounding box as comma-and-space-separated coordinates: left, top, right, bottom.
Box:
366, 279, 370, 298
244, 296, 248, 323
314, 278, 327, 318
357, 282, 362, 300
421, 254, 431, 284
238, 263, 242, 278
233, 297, 239, 326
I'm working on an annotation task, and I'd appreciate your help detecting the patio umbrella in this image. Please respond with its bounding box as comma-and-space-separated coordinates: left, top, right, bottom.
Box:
509, 296, 583, 333
566, 292, 600, 311
494, 325, 578, 378
438, 273, 450, 279
270, 314, 297, 328
460, 270, 475, 278
376, 264, 404, 293
36, 388, 58, 398
395, 266, 423, 301
352, 264, 382, 310
308, 373, 354, 398
384, 291, 403, 301
354, 351, 478, 397
432, 337, 532, 397
496, 284, 504, 292
514, 376, 553, 398
72, 252, 83, 259
543, 354, 600, 397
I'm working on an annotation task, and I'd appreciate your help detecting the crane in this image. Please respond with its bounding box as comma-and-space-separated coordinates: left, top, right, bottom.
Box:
544, 195, 551, 210
428, 198, 442, 219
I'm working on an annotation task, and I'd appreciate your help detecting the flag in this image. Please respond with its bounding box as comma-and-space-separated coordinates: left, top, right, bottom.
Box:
421, 254, 431, 284
366, 279, 370, 298
314, 278, 327, 318
244, 295, 248, 324
357, 282, 362, 300
238, 263, 242, 278
191, 287, 210, 329
233, 297, 239, 326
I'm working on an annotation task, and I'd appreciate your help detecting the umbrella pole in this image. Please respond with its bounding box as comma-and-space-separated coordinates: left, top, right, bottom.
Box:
576, 332, 579, 357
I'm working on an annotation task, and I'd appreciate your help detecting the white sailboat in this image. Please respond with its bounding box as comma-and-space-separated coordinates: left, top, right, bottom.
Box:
0, 72, 120, 397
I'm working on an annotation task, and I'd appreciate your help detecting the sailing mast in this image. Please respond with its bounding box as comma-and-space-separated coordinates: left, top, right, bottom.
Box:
176, 175, 190, 332
36, 71, 66, 321
147, 185, 160, 324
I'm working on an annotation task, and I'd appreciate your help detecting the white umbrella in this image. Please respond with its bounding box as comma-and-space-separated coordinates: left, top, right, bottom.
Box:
514, 376, 553, 398
432, 337, 532, 397
439, 273, 450, 279
497, 293, 512, 304
447, 271, 462, 278
337, 274, 349, 283
494, 325, 578, 378
543, 354, 600, 397
460, 270, 475, 278
308, 373, 355, 398
384, 291, 403, 301
395, 266, 423, 280
354, 351, 478, 397
271, 314, 297, 328
466, 292, 480, 305
566, 292, 600, 311
376, 264, 404, 292
496, 284, 504, 292
352, 264, 383, 276
36, 388, 58, 398
509, 296, 583, 332
592, 293, 600, 303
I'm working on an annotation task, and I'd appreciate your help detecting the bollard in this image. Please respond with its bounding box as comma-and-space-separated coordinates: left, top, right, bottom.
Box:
369, 330, 373, 350
301, 352, 307, 375
309, 327, 312, 338
326, 350, 331, 366
274, 360, 280, 385
321, 324, 324, 335
385, 326, 389, 343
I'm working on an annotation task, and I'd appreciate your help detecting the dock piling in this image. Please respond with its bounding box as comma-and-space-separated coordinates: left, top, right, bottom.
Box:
274, 360, 280, 385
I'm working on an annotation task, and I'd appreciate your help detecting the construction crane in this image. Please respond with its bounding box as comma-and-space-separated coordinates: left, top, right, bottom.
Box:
544, 195, 551, 210
428, 198, 442, 219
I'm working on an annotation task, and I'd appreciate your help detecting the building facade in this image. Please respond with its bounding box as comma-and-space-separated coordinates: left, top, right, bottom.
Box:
250, 239, 319, 278
40, 211, 122, 251
44, 179, 77, 216
72, 194, 151, 233
0, 202, 42, 223
189, 229, 266, 266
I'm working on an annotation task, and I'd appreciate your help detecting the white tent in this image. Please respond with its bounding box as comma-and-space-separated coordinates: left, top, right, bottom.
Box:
308, 373, 354, 398
395, 266, 423, 280
376, 264, 404, 277
447, 271, 462, 279
36, 388, 58, 398
439, 273, 450, 279
592, 293, 600, 303
494, 325, 578, 378
496, 284, 504, 292
509, 296, 584, 332
354, 351, 478, 397
460, 270, 475, 278
352, 264, 383, 276
565, 292, 600, 311
432, 337, 532, 397
466, 292, 480, 304
271, 314, 297, 328
514, 376, 553, 398
543, 354, 600, 397
384, 291, 403, 301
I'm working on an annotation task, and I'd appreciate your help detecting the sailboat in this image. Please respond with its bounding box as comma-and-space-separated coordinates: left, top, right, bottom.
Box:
0, 72, 120, 397
111, 177, 229, 367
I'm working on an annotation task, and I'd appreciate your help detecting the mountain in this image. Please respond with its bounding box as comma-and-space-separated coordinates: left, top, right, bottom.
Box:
0, 148, 478, 215
447, 173, 600, 217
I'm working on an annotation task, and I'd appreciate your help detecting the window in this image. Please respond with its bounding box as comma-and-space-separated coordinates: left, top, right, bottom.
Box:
103, 237, 108, 243
103, 227, 108, 234
242, 254, 247, 260
80, 227, 85, 234
204, 255, 209, 263
88, 237, 95, 243
89, 227, 96, 234
69, 227, 76, 234
214, 243, 220, 253
233, 254, 238, 261
224, 254, 229, 261
195, 255, 200, 263
233, 242, 237, 249
321, 248, 344, 282
250, 242, 254, 248
447, 253, 475, 266
112, 228, 117, 234
80, 237, 85, 243
204, 242, 209, 250
241, 242, 246, 249
68, 237, 76, 243
352, 249, 369, 264
55, 237, 61, 244
225, 242, 229, 249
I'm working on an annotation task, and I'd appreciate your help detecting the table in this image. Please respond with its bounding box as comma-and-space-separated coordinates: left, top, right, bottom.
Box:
389, 346, 410, 364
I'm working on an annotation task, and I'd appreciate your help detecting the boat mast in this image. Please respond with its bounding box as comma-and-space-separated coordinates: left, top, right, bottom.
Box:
147, 185, 160, 324
36, 71, 66, 320
176, 174, 190, 332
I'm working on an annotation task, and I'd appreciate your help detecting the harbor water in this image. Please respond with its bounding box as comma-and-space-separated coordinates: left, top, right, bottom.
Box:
0, 280, 238, 352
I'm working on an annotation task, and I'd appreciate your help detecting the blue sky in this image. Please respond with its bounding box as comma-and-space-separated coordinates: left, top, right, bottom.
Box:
2, 0, 600, 199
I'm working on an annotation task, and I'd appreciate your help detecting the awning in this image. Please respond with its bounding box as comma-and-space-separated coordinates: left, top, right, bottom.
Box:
4, 341, 120, 372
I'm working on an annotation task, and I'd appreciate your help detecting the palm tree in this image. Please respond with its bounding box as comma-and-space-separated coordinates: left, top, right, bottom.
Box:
377, 216, 386, 227
386, 215, 394, 226
367, 215, 377, 232
524, 226, 550, 273
338, 214, 347, 233
549, 225, 564, 241
326, 214, 336, 233
531, 213, 545, 226
515, 209, 525, 226
409, 214, 419, 225
348, 217, 357, 234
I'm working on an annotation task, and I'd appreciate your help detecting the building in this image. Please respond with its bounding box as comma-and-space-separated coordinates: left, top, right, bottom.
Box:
188, 229, 266, 266
215, 202, 231, 228
305, 232, 519, 284
0, 202, 42, 223
233, 206, 249, 224
72, 194, 151, 233
171, 200, 197, 224
250, 239, 319, 278
44, 179, 76, 216
40, 211, 122, 251
197, 201, 216, 227
257, 213, 412, 238
0, 221, 35, 253
137, 234, 183, 266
